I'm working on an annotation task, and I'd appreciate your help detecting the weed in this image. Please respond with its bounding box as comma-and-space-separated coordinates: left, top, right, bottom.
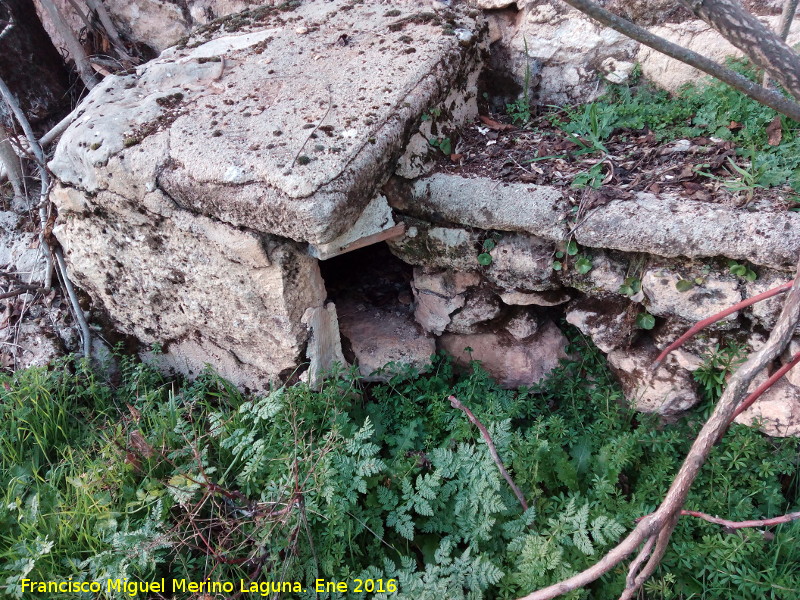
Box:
506, 36, 534, 126
429, 136, 452, 155
693, 342, 747, 402
1, 346, 799, 599
635, 311, 656, 330
728, 259, 758, 281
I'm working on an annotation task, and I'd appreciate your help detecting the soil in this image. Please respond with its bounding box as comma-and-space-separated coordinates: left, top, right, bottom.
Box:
433, 110, 798, 213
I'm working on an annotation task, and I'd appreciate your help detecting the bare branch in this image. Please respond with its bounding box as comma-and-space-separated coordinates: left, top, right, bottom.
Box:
38, 0, 99, 89
560, 0, 800, 121
0, 76, 53, 285
55, 248, 91, 358
520, 256, 800, 600
681, 0, 800, 102
763, 0, 799, 86
85, 0, 134, 64
679, 508, 800, 529
653, 281, 793, 369
448, 395, 528, 511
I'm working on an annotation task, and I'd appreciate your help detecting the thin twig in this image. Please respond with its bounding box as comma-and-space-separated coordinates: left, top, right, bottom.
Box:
448, 395, 528, 511
733, 349, 800, 420
653, 281, 793, 369
679, 509, 800, 529
0, 76, 54, 286
54, 248, 91, 358
291, 85, 333, 168
520, 256, 800, 600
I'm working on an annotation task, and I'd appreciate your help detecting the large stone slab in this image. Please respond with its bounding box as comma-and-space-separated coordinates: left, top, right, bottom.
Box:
48, 1, 485, 388
576, 193, 800, 270
393, 173, 567, 240
50, 1, 484, 245
54, 184, 324, 391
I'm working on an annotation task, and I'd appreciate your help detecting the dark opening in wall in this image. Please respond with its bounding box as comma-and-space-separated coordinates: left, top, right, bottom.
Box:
317, 242, 416, 368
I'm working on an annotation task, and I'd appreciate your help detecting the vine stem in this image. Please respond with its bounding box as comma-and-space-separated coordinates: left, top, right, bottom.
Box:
448, 395, 528, 512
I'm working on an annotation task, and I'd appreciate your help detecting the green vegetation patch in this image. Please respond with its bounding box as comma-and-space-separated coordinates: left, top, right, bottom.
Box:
1, 334, 799, 599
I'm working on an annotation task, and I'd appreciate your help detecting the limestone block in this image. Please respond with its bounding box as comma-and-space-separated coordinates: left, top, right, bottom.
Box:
404, 174, 567, 241
504, 309, 539, 340
576, 193, 800, 270
745, 272, 793, 330
485, 233, 559, 292
642, 268, 742, 327
50, 0, 485, 246
439, 319, 568, 388
499, 289, 570, 306
565, 297, 633, 353
54, 186, 325, 391
447, 289, 503, 334
389, 218, 484, 273
337, 301, 435, 382
608, 341, 699, 414
735, 372, 800, 437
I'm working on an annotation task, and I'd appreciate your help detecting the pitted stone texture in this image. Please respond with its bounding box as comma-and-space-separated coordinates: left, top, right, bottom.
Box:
389, 218, 484, 273
447, 289, 503, 334
50, 1, 484, 246
745, 272, 793, 330
412, 268, 481, 335
499, 289, 570, 306
565, 297, 633, 353
735, 373, 800, 437
53, 185, 324, 391
439, 319, 568, 388
504, 309, 539, 340
402, 174, 566, 240
608, 341, 699, 414
337, 301, 435, 382
486, 234, 559, 292
576, 193, 800, 270
642, 268, 742, 327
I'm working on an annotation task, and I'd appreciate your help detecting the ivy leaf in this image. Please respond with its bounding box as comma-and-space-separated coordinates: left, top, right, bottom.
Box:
567, 240, 579, 256
439, 138, 452, 155
477, 253, 493, 266
575, 257, 593, 274
636, 312, 656, 330
675, 279, 694, 292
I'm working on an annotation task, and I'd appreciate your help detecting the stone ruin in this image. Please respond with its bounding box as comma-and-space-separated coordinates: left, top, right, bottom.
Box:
43, 0, 800, 436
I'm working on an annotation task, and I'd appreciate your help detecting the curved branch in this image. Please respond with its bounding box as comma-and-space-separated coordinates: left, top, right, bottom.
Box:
449, 395, 528, 511
560, 0, 800, 121
520, 256, 800, 600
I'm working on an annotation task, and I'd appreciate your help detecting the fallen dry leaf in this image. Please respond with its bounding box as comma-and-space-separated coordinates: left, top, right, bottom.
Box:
479, 115, 515, 131
767, 115, 782, 146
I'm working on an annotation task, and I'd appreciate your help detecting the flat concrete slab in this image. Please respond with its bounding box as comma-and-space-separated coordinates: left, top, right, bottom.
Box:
50, 1, 484, 245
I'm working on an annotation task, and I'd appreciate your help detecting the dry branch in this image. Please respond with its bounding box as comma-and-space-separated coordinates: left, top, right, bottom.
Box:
38, 0, 99, 89
560, 0, 800, 121
448, 395, 528, 511
679, 508, 800, 529
653, 281, 793, 369
763, 0, 799, 86
519, 256, 800, 600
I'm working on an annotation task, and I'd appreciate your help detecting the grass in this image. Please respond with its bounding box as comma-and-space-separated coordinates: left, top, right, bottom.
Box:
544, 58, 800, 198
0, 335, 799, 599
